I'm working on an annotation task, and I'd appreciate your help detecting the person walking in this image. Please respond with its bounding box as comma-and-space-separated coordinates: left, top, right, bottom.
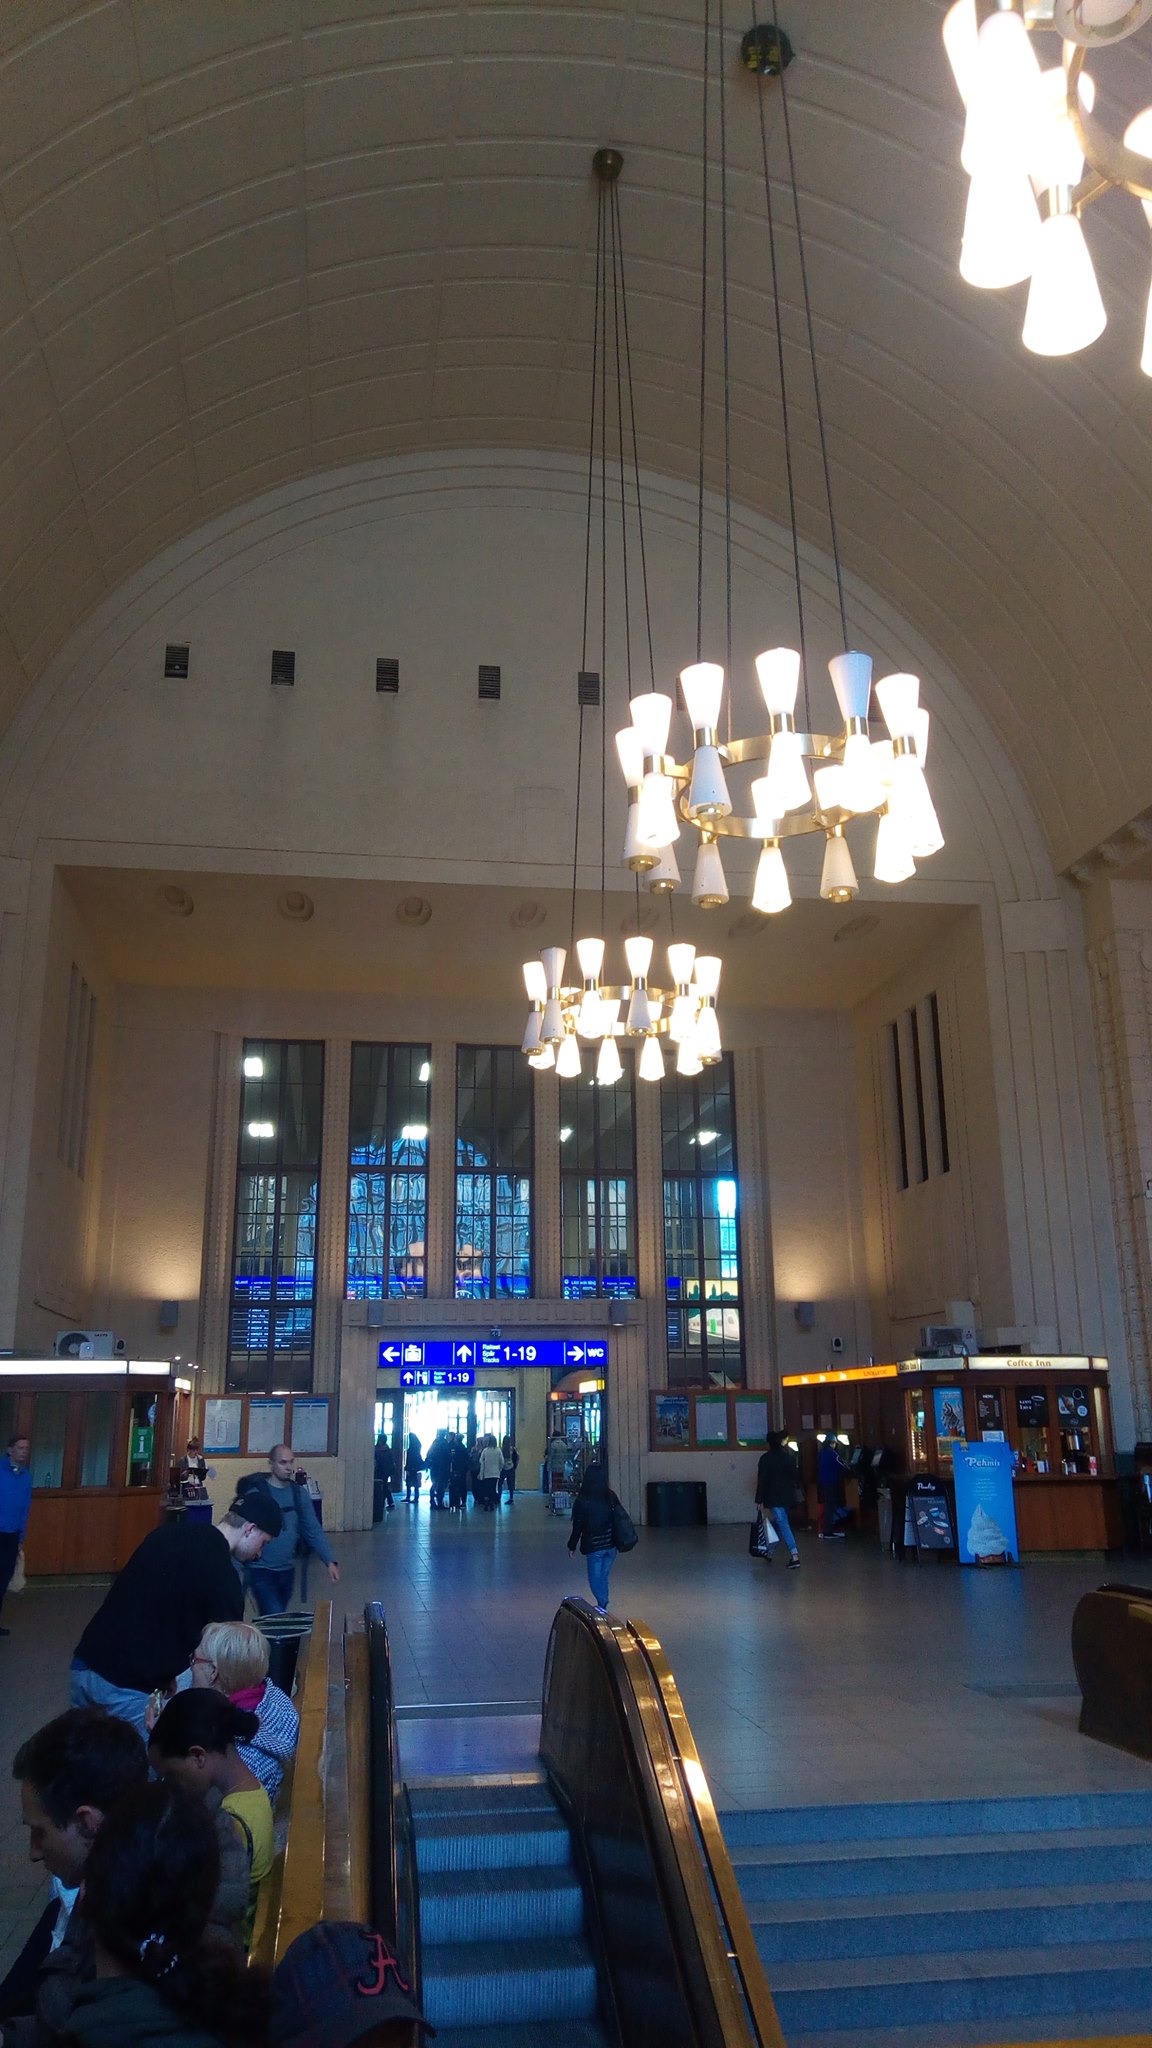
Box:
404, 1432, 425, 1504
547, 1429, 570, 1507
818, 1433, 850, 1540
500, 1433, 519, 1503
567, 1463, 627, 1615
447, 1434, 470, 1512
755, 1432, 801, 1569
70, 1495, 282, 1736
0, 1431, 32, 1638
425, 1430, 452, 1511
476, 1435, 503, 1511
235, 1445, 340, 1616
374, 1434, 396, 1512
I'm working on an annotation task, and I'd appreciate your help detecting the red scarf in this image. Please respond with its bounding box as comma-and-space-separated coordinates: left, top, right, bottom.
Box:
230, 1682, 267, 1713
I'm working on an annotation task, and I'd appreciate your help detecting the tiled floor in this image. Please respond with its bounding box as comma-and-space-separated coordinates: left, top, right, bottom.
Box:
4, 1500, 1152, 1974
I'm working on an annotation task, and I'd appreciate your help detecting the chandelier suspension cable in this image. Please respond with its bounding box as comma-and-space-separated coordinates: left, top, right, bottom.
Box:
718, 0, 735, 733
613, 180, 658, 694
600, 169, 610, 946
695, 0, 713, 664
571, 171, 607, 965
768, 0, 849, 649
749, 0, 809, 727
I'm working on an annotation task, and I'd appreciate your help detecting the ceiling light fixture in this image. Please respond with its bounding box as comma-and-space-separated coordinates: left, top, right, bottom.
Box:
519, 149, 705, 1081
943, 0, 1152, 363
607, 7, 944, 922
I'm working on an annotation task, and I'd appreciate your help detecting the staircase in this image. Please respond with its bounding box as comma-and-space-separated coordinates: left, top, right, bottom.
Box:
722, 1789, 1152, 2048
411, 1774, 612, 2047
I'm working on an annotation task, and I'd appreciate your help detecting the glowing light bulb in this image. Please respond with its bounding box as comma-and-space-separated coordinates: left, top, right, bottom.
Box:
1022, 210, 1106, 357
960, 169, 1040, 289
962, 8, 1042, 178
752, 841, 791, 914
596, 1034, 623, 1085
874, 808, 917, 885
556, 1034, 582, 1079
691, 838, 728, 908
639, 1033, 665, 1082
820, 832, 859, 903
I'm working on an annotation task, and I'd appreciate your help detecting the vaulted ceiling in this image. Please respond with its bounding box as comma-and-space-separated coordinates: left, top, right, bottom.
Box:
0, 1, 1150, 870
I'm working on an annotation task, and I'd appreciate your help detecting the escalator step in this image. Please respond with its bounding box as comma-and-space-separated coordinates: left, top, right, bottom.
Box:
421, 1864, 585, 1943
408, 1778, 554, 1820
430, 2025, 611, 2048
416, 1811, 572, 1874
421, 1936, 600, 2029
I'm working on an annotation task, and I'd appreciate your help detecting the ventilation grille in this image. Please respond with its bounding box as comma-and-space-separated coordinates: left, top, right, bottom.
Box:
164, 643, 189, 679
376, 657, 400, 694
270, 649, 296, 687
57, 965, 96, 1181
577, 670, 601, 706
478, 664, 501, 701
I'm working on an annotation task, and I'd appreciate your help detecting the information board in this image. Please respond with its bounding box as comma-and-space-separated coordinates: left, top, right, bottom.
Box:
379, 1337, 608, 1373
907, 1476, 955, 1554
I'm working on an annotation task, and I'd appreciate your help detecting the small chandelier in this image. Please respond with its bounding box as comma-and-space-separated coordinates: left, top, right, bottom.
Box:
611, 6, 944, 922
520, 150, 722, 1084
942, 0, 1152, 364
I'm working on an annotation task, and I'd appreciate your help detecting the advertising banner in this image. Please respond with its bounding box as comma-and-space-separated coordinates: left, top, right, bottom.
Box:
953, 1441, 1018, 1566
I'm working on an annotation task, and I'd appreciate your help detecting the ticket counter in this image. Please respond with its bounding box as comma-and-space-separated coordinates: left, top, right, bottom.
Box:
781, 1355, 1121, 1553
0, 1359, 190, 1575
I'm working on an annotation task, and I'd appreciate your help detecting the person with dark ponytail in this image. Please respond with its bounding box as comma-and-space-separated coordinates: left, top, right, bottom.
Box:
60, 1780, 269, 2046
148, 1692, 275, 1950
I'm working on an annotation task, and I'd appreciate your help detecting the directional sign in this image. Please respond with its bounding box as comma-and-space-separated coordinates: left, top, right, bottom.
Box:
399, 1366, 475, 1389
380, 1337, 608, 1373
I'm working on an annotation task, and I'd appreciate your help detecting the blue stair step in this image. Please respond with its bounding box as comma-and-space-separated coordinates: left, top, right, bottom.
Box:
408, 1778, 554, 1820
420, 1865, 586, 1944
786, 2015, 1152, 2048
748, 1883, 1152, 1963
719, 1789, 1152, 1847
415, 1808, 572, 1875
768, 1941, 1152, 2035
729, 1827, 1152, 1899
431, 2026, 610, 2048
421, 1936, 599, 2030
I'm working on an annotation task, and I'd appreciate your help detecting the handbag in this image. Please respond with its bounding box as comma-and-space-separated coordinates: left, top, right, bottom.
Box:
9, 1547, 25, 1593
610, 1501, 638, 1553
748, 1511, 779, 1558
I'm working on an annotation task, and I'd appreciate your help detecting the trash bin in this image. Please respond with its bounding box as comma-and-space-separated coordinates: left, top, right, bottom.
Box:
254, 1611, 313, 1695
878, 1487, 893, 1553
373, 1477, 385, 1524
646, 1480, 707, 1528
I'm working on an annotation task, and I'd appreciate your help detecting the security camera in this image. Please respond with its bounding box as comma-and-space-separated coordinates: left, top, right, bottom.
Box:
830, 1336, 844, 1355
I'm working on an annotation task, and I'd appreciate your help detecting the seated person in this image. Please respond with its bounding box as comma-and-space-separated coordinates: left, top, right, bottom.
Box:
271, 1922, 432, 2046
0, 1707, 147, 2041
149, 1691, 275, 1952
189, 1621, 299, 1803
59, 1779, 270, 2048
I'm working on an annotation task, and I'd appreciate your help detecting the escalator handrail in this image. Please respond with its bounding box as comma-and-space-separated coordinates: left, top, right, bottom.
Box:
363, 1600, 422, 2028
542, 1596, 786, 2048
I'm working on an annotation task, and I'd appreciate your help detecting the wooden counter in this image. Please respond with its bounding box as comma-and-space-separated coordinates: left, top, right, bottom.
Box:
1012, 1476, 1122, 1553
23, 1487, 165, 1576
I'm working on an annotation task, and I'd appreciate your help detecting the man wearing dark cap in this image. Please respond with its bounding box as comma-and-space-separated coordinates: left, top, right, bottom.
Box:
69, 1494, 282, 1735
272, 1922, 433, 2046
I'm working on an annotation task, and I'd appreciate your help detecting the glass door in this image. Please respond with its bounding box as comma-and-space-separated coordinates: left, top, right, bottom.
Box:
474, 1389, 511, 1448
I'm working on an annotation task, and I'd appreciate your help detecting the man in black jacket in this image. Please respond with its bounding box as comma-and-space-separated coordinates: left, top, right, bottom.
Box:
69, 1495, 281, 1735
754, 1433, 801, 1568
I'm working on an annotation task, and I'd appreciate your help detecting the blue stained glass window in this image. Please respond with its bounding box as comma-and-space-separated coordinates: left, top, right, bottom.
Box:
661, 1054, 744, 1388
227, 1042, 323, 1394
346, 1045, 429, 1298
455, 1047, 532, 1298
559, 1056, 637, 1298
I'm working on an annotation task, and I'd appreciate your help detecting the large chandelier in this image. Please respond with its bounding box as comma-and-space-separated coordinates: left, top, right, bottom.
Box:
942, 0, 1152, 363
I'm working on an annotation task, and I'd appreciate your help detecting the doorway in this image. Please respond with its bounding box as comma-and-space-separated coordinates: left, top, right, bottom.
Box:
386, 1388, 515, 1456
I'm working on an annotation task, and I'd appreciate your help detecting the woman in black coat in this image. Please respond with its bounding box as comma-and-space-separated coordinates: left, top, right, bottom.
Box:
567, 1463, 623, 1614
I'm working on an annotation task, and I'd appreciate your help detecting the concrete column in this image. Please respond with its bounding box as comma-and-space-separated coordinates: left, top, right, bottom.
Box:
313, 1037, 351, 1400
196, 1032, 243, 1398
733, 1047, 775, 1399
533, 1065, 560, 1297
1087, 923, 1152, 1442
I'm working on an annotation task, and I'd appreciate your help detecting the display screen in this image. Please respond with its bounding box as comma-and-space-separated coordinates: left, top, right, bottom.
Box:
1015, 1387, 1049, 1426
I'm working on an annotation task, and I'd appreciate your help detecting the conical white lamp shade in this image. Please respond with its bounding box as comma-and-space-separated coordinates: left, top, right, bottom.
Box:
943, 0, 979, 107
667, 942, 696, 987
820, 832, 859, 903
522, 1009, 543, 1054
691, 839, 729, 908
669, 994, 698, 1044
523, 959, 547, 1003
528, 1042, 555, 1071
961, 8, 1041, 177
694, 955, 722, 998
874, 809, 917, 884
680, 661, 725, 730
695, 1003, 722, 1063
541, 998, 565, 1044
576, 937, 605, 981
623, 798, 658, 871
764, 729, 811, 814
556, 1034, 582, 1079
755, 646, 801, 716
541, 945, 566, 988
960, 169, 1040, 289
647, 842, 681, 893
615, 726, 645, 787
626, 986, 654, 1033
676, 1034, 703, 1076
1023, 212, 1106, 357
875, 672, 920, 740
624, 934, 653, 979
840, 731, 880, 814
1029, 64, 1090, 192
828, 651, 873, 724
752, 842, 791, 914
629, 692, 673, 757
638, 1033, 665, 1082
635, 772, 681, 849
685, 745, 731, 821
596, 1034, 624, 1085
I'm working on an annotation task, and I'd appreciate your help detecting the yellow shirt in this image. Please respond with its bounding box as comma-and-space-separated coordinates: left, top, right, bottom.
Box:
223, 1784, 276, 1947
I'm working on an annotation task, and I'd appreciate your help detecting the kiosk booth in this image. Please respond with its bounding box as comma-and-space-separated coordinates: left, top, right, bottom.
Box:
780, 1355, 1120, 1553
0, 1357, 191, 1575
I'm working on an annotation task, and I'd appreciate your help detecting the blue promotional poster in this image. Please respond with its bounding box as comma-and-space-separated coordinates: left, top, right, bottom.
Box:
952, 1441, 1019, 1566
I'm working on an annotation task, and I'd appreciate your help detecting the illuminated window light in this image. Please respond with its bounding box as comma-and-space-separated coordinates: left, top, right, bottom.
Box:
243, 1055, 264, 1078
419, 1061, 431, 1082
400, 1124, 428, 1141
248, 1121, 274, 1139
695, 1129, 718, 1146
559, 1127, 573, 1142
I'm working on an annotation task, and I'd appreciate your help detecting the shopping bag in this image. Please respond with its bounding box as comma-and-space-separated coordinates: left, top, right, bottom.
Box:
748, 1512, 779, 1558
10, 1547, 25, 1593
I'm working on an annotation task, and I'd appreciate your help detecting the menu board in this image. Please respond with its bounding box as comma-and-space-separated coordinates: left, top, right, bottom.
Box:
733, 1398, 769, 1447
203, 1398, 242, 1453
247, 1399, 287, 1455
976, 1388, 1003, 1431
290, 1398, 330, 1454
695, 1397, 730, 1446
1015, 1387, 1049, 1427
908, 1477, 955, 1553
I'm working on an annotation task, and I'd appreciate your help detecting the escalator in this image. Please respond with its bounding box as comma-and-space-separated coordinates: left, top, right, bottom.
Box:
347, 1595, 786, 2048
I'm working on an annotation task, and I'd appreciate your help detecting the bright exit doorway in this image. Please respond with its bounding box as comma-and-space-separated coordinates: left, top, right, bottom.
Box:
375, 1389, 514, 1454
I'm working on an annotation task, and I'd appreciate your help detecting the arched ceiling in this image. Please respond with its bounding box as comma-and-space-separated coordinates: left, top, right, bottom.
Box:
0, 1, 1150, 870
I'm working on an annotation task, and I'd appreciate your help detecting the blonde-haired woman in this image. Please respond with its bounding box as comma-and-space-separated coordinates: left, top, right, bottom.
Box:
189, 1617, 299, 1801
